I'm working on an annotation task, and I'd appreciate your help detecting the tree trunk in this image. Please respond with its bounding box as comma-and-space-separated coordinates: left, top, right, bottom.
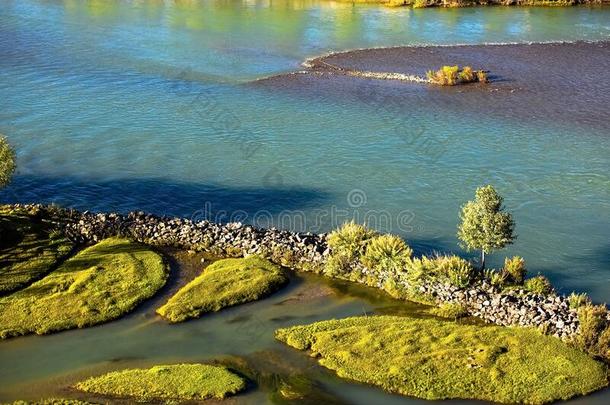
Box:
480, 250, 486, 270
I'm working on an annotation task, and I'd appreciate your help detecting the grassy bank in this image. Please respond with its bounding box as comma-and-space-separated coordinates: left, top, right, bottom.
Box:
157, 256, 288, 322
0, 208, 73, 294
75, 364, 246, 401
0, 237, 167, 338
276, 316, 609, 404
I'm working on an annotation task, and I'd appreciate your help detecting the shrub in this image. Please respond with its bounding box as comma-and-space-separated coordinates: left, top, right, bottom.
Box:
575, 304, 610, 362
524, 275, 553, 296
427, 65, 459, 85
327, 221, 377, 261
477, 70, 489, 83
484, 269, 508, 289
324, 252, 353, 278
568, 292, 590, 310
361, 234, 413, 275
503, 256, 527, 285
404, 255, 441, 285
427, 66, 489, 86
413, 0, 428, 7
458, 66, 475, 82
431, 302, 468, 319
437, 255, 475, 288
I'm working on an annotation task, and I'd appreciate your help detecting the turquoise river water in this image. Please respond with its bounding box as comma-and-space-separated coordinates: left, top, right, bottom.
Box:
0, 1, 610, 403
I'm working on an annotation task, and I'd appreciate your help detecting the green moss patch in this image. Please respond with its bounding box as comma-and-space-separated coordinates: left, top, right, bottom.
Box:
74, 364, 246, 401
0, 210, 73, 294
276, 316, 609, 404
0, 237, 167, 338
157, 255, 287, 323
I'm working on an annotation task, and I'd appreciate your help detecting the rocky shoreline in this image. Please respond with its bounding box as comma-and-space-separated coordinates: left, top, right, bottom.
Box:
7, 203, 600, 340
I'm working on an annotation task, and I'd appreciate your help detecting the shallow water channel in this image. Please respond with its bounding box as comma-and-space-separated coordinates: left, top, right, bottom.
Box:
0, 250, 608, 404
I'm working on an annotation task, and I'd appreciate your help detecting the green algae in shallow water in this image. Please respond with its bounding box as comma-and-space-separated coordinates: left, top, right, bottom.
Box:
0, 209, 73, 294
75, 364, 246, 401
157, 255, 288, 322
275, 316, 609, 404
0, 237, 167, 338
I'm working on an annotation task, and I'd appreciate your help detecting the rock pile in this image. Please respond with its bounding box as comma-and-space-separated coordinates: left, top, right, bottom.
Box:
6, 204, 585, 339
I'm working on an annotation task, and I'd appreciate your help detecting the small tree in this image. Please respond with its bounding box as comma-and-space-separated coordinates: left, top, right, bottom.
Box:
457, 185, 515, 269
0, 134, 16, 189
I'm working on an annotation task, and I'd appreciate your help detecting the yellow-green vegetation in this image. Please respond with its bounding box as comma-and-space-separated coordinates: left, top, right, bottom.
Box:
324, 221, 377, 278
568, 292, 590, 309
503, 256, 527, 285
427, 65, 488, 85
157, 255, 287, 322
10, 399, 95, 405
0, 209, 73, 293
361, 234, 413, 275
276, 316, 609, 404
430, 302, 469, 319
524, 274, 553, 295
323, 222, 480, 302
0, 237, 167, 338
0, 134, 16, 189
575, 304, 610, 362
75, 364, 246, 401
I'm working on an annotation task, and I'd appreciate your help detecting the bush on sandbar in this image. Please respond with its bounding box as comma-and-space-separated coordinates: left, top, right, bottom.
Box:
427, 65, 488, 86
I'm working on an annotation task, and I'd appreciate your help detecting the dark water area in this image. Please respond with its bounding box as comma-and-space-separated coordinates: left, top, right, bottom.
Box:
256, 41, 610, 132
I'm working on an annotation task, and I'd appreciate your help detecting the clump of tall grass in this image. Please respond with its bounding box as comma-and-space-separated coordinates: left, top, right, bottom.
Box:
524, 275, 553, 296
484, 268, 508, 289
575, 304, 610, 362
436, 255, 475, 288
427, 65, 488, 86
568, 292, 590, 310
503, 256, 527, 285
324, 221, 377, 277
362, 234, 413, 275
327, 221, 377, 260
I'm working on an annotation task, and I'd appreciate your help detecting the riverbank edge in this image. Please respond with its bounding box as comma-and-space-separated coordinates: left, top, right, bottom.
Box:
338, 0, 609, 8
2, 203, 598, 341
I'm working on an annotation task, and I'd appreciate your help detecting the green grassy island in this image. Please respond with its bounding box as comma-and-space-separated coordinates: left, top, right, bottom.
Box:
0, 208, 73, 293
157, 256, 288, 322
75, 363, 246, 401
276, 316, 609, 404
0, 237, 167, 338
